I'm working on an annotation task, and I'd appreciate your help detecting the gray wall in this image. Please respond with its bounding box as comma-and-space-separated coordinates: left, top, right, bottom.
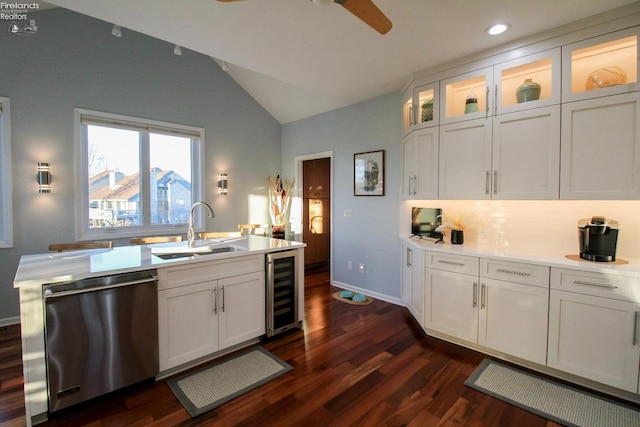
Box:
0, 8, 281, 321
282, 92, 401, 299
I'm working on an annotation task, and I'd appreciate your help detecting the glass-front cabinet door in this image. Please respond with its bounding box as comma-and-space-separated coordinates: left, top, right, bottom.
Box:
441, 67, 493, 125
562, 27, 639, 102
494, 48, 561, 115
401, 85, 414, 135
413, 82, 439, 129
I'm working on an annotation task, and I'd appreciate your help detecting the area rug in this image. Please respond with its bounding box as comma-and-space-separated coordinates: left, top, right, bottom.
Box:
168, 347, 292, 417
332, 291, 373, 305
465, 359, 640, 427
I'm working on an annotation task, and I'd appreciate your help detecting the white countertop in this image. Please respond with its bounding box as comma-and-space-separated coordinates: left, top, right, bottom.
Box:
14, 236, 305, 288
401, 235, 640, 277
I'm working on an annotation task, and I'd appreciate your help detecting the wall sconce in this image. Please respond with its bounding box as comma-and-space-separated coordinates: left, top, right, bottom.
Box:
37, 162, 52, 193
217, 173, 228, 195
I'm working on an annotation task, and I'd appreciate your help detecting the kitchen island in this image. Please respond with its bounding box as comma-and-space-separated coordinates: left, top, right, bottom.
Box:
14, 235, 305, 427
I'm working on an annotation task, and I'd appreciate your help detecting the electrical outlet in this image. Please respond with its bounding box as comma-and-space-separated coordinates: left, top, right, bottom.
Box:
347, 261, 353, 271
343, 209, 353, 218
358, 263, 365, 274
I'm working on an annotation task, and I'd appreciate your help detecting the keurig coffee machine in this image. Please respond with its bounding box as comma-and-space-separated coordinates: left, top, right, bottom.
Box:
578, 216, 619, 262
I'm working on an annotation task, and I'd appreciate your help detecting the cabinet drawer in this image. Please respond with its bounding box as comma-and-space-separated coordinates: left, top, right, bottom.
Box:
425, 252, 479, 275
480, 258, 549, 288
159, 254, 264, 290
550, 268, 640, 303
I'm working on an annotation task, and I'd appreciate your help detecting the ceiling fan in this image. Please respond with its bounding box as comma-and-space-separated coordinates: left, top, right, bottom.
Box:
216, 0, 392, 35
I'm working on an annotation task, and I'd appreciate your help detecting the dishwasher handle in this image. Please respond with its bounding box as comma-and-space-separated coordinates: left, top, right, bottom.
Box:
44, 276, 157, 299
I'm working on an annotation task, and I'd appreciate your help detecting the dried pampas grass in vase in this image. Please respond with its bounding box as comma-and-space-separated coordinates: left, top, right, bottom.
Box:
268, 175, 294, 239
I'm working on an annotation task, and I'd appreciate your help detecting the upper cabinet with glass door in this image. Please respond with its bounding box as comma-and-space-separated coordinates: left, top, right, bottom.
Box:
494, 48, 561, 115
402, 80, 439, 136
441, 67, 493, 125
562, 27, 639, 103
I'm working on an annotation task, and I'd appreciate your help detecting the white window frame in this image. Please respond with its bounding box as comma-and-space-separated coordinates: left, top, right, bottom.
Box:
75, 108, 205, 240
0, 97, 13, 248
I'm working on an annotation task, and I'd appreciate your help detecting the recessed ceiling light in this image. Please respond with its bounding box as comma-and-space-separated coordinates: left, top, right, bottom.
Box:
486, 23, 510, 35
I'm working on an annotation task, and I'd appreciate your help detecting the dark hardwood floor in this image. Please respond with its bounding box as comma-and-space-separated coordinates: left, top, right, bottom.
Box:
0, 271, 565, 426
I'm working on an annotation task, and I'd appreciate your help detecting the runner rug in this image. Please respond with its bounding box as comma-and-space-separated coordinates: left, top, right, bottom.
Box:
465, 359, 640, 427
168, 347, 292, 417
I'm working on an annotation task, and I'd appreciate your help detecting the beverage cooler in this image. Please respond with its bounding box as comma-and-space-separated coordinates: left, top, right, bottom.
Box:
265, 250, 300, 337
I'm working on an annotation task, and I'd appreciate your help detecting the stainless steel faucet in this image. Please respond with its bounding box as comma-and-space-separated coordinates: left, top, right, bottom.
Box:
188, 201, 215, 247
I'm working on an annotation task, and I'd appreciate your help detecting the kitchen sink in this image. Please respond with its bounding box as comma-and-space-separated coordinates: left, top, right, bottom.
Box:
152, 245, 241, 260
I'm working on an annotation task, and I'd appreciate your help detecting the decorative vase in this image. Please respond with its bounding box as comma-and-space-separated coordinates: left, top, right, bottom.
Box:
585, 66, 627, 90
516, 78, 541, 103
421, 98, 433, 122
451, 230, 464, 245
271, 225, 285, 240
464, 93, 478, 114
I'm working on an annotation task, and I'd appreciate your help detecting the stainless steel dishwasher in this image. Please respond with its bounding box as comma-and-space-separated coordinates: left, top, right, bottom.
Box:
43, 270, 159, 413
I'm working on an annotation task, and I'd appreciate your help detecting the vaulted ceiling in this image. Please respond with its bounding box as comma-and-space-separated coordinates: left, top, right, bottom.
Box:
46, 0, 640, 123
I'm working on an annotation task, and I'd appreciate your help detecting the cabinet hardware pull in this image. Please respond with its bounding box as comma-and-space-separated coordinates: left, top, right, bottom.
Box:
408, 176, 412, 196
473, 282, 477, 308
438, 260, 465, 266
413, 175, 417, 195
221, 286, 225, 312
573, 280, 617, 290
493, 170, 498, 194
494, 84, 498, 116
212, 287, 217, 315
634, 312, 639, 346
409, 105, 414, 125
485, 171, 490, 195
407, 247, 412, 267
496, 268, 531, 277
485, 86, 490, 116
481, 283, 486, 309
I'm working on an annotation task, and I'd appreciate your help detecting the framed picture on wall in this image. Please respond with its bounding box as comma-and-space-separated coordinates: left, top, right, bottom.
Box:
354, 150, 385, 196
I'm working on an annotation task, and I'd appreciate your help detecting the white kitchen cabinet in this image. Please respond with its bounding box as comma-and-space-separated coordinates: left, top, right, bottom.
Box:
478, 259, 550, 365
562, 27, 639, 103
425, 267, 478, 342
492, 106, 560, 199
402, 80, 439, 136
441, 67, 493, 125
218, 272, 265, 348
438, 118, 493, 199
158, 255, 265, 372
560, 91, 640, 199
425, 253, 550, 364
548, 268, 640, 393
401, 127, 439, 199
424, 252, 479, 342
401, 242, 424, 324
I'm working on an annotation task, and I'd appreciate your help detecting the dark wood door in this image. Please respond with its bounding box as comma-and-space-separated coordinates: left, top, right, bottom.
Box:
302, 158, 330, 271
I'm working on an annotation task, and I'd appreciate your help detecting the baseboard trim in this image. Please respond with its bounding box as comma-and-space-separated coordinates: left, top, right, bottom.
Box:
331, 280, 403, 306
0, 316, 20, 327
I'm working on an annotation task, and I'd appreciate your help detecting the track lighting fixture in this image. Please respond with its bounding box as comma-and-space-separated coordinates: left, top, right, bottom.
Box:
112, 24, 121, 37
173, 44, 182, 55
221, 61, 229, 72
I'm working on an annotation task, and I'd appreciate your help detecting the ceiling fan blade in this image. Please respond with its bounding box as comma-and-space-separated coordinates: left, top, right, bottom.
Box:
336, 0, 392, 35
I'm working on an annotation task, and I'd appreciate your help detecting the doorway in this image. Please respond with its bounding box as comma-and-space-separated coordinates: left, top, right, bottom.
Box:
301, 156, 331, 274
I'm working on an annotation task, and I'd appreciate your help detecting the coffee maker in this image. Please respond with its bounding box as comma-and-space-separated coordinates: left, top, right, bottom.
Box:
578, 216, 619, 262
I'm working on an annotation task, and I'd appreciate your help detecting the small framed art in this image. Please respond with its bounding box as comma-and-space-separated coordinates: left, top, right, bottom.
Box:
354, 150, 384, 196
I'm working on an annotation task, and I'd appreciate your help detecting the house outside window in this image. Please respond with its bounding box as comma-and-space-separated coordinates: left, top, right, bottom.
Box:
75, 109, 204, 240
0, 97, 12, 248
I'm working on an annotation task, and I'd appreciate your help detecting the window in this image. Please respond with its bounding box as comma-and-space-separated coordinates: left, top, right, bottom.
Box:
75, 109, 204, 240
0, 97, 12, 247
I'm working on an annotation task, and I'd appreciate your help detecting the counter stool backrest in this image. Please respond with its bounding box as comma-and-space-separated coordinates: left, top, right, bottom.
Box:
48, 242, 113, 252
238, 224, 266, 236
130, 236, 183, 245
199, 231, 241, 239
